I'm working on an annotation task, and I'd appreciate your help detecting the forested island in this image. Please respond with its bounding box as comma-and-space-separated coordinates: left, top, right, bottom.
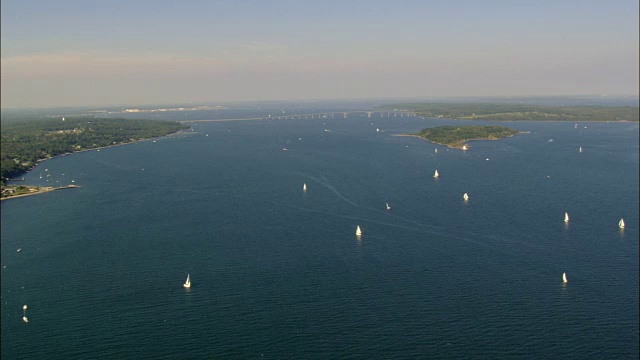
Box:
1, 117, 189, 191
408, 125, 520, 149
381, 103, 639, 122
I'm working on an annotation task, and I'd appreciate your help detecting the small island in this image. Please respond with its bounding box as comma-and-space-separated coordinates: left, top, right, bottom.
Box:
405, 125, 520, 149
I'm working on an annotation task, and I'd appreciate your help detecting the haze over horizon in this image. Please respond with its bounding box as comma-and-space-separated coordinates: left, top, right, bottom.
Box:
1, 0, 638, 109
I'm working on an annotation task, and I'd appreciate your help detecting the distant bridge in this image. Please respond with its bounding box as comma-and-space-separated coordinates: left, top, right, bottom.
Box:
180, 111, 419, 123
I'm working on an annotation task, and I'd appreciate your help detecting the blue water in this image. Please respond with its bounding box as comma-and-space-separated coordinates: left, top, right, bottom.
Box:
2, 109, 638, 359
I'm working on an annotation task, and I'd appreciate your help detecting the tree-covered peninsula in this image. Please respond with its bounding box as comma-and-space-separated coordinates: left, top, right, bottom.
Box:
409, 125, 520, 149
381, 103, 639, 122
1, 117, 189, 184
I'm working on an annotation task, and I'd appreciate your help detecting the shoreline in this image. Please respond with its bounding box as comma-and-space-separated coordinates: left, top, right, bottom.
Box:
1, 185, 81, 201
2, 127, 192, 201
14, 128, 192, 179
410, 116, 635, 123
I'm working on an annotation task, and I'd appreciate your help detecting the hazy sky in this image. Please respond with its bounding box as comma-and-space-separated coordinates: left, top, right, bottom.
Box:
1, 0, 638, 108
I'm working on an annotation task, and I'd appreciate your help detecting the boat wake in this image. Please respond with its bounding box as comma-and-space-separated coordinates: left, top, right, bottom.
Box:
291, 172, 472, 235
297, 173, 359, 207
86, 154, 131, 171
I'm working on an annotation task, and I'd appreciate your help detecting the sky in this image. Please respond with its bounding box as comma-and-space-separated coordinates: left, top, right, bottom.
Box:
1, 0, 638, 108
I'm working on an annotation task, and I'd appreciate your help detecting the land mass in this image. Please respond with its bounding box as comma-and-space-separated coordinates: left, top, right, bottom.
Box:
406, 125, 520, 149
380, 103, 639, 122
1, 117, 189, 193
1, 184, 81, 201
122, 105, 224, 113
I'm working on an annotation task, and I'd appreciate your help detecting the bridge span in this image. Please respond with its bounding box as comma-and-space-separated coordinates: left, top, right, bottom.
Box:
181, 110, 418, 123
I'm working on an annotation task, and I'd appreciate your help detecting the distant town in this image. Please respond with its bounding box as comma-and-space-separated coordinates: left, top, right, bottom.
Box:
122, 105, 224, 113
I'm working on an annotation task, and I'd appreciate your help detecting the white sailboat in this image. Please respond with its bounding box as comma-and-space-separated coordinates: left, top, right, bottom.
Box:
564, 212, 570, 223
22, 305, 28, 323
579, 147, 583, 153
462, 145, 468, 151
386, 203, 391, 210
433, 170, 439, 178
434, 148, 438, 154
183, 274, 191, 288
619, 218, 625, 229
355, 226, 362, 236
463, 193, 469, 201
303, 183, 307, 192
562, 272, 568, 283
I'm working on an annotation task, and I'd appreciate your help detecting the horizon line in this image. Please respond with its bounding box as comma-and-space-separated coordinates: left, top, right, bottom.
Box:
2, 94, 638, 111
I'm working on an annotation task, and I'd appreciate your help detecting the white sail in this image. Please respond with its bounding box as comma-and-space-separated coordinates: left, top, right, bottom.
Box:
564, 212, 569, 223
463, 193, 469, 201
619, 218, 625, 229
22, 304, 28, 322
579, 147, 582, 153
562, 272, 568, 283
386, 203, 391, 210
303, 183, 307, 192
433, 170, 439, 178
434, 148, 438, 153
462, 145, 468, 151
183, 274, 191, 288
355, 226, 362, 236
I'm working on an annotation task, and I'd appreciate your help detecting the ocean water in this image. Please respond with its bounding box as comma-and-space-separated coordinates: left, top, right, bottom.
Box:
2, 109, 638, 359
